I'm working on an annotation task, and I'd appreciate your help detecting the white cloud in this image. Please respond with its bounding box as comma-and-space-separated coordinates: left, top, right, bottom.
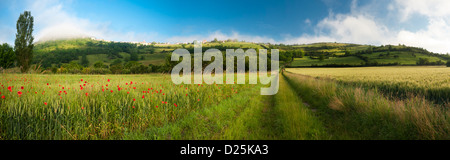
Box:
394, 0, 450, 21
6, 0, 450, 54
26, 0, 158, 43
282, 0, 450, 53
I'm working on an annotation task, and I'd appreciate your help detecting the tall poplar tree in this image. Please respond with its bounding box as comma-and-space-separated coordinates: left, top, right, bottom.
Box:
15, 11, 34, 73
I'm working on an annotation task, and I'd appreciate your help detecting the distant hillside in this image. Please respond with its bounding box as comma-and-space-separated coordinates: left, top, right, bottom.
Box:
274, 42, 449, 67
32, 38, 265, 69
32, 38, 450, 70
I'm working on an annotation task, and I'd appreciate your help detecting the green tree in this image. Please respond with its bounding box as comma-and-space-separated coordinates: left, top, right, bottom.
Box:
14, 11, 34, 73
0, 43, 15, 69
93, 61, 105, 68
130, 52, 138, 61
149, 47, 155, 54
446, 61, 450, 67
417, 58, 429, 65
81, 54, 89, 67
111, 59, 122, 66
319, 55, 325, 61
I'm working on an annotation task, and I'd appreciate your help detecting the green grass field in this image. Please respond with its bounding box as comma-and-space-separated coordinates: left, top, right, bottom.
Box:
2, 66, 449, 140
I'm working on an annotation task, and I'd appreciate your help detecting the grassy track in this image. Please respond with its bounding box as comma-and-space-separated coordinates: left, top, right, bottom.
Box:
221, 74, 328, 140
272, 74, 328, 139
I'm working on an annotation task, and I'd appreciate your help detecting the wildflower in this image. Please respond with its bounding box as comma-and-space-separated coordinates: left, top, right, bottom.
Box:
44, 102, 47, 105
85, 93, 88, 96
174, 103, 177, 107
18, 91, 22, 96
1, 95, 5, 99
21, 86, 24, 90
107, 79, 110, 82
111, 90, 113, 93
142, 95, 145, 99
81, 79, 83, 81
47, 83, 49, 85
133, 98, 136, 101
81, 107, 84, 110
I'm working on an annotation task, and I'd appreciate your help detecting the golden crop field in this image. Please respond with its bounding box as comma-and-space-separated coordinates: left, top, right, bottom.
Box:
286, 66, 450, 104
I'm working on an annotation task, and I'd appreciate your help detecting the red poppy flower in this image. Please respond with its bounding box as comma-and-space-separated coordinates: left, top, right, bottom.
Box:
47, 83, 49, 85
21, 86, 24, 90
44, 102, 48, 105
85, 93, 88, 96
17, 91, 22, 96
1, 95, 5, 99
107, 79, 110, 82
174, 103, 177, 107
133, 98, 136, 101
81, 107, 84, 110
81, 79, 83, 81
142, 95, 145, 99
110, 90, 113, 93
155, 106, 158, 108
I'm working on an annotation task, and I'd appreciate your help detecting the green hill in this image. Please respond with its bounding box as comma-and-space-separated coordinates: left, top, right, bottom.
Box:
32, 38, 267, 69
33, 38, 174, 68
32, 39, 450, 71
275, 43, 449, 67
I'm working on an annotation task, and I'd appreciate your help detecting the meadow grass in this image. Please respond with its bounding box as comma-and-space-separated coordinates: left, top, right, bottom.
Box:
0, 73, 253, 139
283, 71, 450, 139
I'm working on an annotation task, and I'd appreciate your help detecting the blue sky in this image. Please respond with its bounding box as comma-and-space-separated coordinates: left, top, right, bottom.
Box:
1, 0, 450, 53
